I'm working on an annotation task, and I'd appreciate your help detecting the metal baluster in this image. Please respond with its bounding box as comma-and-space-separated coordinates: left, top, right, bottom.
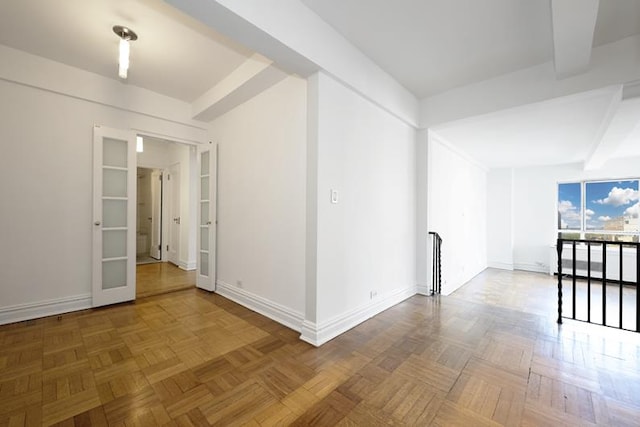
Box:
603, 242, 607, 327
436, 234, 442, 294
587, 242, 591, 323
572, 241, 576, 320
619, 243, 623, 329
557, 238, 563, 324
636, 243, 640, 332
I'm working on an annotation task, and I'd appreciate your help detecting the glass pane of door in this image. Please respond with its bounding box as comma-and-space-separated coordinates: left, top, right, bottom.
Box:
199, 151, 210, 279
93, 126, 136, 307
197, 148, 216, 292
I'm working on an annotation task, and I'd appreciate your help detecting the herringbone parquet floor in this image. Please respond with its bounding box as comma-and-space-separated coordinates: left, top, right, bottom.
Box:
1, 269, 639, 426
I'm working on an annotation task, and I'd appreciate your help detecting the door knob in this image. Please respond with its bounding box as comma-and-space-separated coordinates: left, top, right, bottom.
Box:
94, 221, 101, 226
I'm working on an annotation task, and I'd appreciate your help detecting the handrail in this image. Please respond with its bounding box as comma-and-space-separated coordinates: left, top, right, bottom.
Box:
557, 238, 640, 332
428, 232, 442, 295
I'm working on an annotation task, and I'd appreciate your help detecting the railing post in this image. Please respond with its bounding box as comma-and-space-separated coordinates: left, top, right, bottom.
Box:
557, 238, 563, 324
432, 235, 436, 295
428, 232, 442, 296
572, 241, 576, 320
437, 235, 442, 294
587, 242, 591, 323
603, 242, 607, 327
619, 243, 623, 329
636, 243, 640, 333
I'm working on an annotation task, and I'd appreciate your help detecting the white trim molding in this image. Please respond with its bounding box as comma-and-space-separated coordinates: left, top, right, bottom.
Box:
215, 280, 304, 332
178, 260, 197, 271
0, 294, 92, 326
416, 285, 431, 296
514, 262, 548, 274
488, 262, 515, 271
300, 286, 417, 347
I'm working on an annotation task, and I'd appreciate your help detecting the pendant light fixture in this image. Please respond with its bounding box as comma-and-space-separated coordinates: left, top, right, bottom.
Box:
112, 25, 138, 79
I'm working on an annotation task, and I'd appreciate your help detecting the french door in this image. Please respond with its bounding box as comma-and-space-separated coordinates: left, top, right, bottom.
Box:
92, 125, 136, 307
197, 147, 217, 291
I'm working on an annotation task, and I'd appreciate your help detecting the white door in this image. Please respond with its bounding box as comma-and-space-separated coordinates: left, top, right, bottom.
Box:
92, 125, 136, 307
197, 147, 217, 291
149, 170, 162, 260
167, 163, 180, 266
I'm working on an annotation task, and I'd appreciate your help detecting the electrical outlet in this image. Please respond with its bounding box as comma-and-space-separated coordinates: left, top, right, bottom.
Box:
370, 290, 378, 299
236, 280, 243, 288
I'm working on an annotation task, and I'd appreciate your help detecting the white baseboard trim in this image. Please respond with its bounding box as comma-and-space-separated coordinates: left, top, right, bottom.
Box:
300, 285, 417, 347
178, 260, 196, 271
488, 262, 514, 271
215, 280, 304, 332
0, 294, 92, 326
416, 284, 431, 296
513, 263, 548, 273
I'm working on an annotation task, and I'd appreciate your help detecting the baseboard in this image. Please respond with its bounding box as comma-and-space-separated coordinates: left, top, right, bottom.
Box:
0, 294, 92, 326
300, 285, 417, 347
215, 280, 304, 332
178, 260, 196, 271
416, 284, 431, 296
514, 263, 548, 273
488, 262, 514, 271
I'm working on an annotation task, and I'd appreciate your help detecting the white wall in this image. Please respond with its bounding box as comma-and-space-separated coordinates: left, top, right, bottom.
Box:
207, 76, 307, 323
0, 55, 206, 324
416, 129, 430, 293
507, 157, 640, 273
487, 168, 514, 270
303, 72, 417, 345
427, 133, 487, 295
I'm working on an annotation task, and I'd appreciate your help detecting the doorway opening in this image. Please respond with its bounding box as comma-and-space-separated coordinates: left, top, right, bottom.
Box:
136, 167, 162, 265
135, 135, 197, 298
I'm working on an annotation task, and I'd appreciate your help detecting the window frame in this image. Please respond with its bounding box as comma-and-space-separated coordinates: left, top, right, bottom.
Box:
557, 178, 640, 242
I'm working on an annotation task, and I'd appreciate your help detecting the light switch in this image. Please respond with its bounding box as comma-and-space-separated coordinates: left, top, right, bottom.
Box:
330, 189, 339, 204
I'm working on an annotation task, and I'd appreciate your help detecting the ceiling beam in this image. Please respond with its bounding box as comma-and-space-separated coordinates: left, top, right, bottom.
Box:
192, 53, 287, 122
551, 0, 599, 78
167, 0, 418, 127
584, 82, 640, 169
583, 85, 623, 170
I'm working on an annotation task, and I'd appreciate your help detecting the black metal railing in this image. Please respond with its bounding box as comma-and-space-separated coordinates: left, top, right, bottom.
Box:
429, 232, 442, 295
557, 238, 640, 332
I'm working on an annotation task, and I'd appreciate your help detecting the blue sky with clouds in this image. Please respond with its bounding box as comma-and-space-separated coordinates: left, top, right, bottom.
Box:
558, 182, 581, 229
559, 180, 639, 230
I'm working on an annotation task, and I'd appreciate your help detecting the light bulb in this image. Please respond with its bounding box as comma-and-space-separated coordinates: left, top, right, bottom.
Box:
119, 38, 130, 79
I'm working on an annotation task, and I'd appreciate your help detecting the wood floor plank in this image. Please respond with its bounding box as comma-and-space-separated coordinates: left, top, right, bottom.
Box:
0, 268, 639, 425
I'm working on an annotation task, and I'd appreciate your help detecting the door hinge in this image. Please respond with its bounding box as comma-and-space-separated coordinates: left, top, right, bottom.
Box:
167, 174, 170, 181
166, 245, 169, 251
158, 245, 161, 251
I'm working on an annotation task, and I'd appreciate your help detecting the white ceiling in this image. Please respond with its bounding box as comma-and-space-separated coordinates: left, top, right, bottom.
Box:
301, 0, 640, 168
1, 0, 639, 169
431, 87, 625, 168
301, 0, 640, 98
0, 0, 253, 102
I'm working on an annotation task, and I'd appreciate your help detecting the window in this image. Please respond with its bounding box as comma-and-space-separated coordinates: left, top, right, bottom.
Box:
558, 179, 639, 242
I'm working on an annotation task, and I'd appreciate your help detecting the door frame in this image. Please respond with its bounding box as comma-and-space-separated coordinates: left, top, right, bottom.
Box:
149, 168, 163, 260
166, 162, 181, 266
